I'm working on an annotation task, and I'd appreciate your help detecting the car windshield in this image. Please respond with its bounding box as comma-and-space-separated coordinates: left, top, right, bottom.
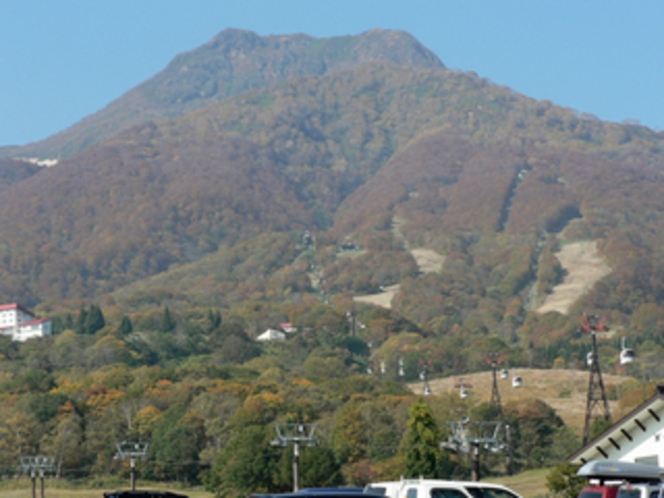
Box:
430, 488, 468, 498
618, 490, 642, 498
463, 487, 519, 498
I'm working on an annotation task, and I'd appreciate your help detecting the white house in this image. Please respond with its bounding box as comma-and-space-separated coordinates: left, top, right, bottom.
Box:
568, 386, 664, 466
256, 328, 286, 342
0, 303, 52, 342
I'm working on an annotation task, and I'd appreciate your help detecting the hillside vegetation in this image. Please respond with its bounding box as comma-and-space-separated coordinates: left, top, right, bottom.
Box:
2, 28, 664, 495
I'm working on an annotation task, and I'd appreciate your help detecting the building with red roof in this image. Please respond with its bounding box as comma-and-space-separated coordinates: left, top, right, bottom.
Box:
0, 303, 52, 341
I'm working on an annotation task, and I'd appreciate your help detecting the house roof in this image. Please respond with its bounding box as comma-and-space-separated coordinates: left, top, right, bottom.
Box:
568, 385, 664, 464
0, 303, 33, 315
19, 318, 50, 326
256, 328, 286, 341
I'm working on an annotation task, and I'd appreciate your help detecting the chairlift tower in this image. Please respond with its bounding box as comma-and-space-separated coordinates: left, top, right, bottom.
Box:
271, 423, 319, 491
486, 353, 503, 417
580, 314, 612, 445
18, 456, 57, 498
419, 359, 432, 396
442, 419, 506, 482
115, 441, 149, 491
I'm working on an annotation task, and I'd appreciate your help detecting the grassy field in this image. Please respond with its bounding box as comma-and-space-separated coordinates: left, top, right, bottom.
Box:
0, 473, 551, 498
489, 468, 551, 498
0, 481, 214, 498
410, 367, 633, 434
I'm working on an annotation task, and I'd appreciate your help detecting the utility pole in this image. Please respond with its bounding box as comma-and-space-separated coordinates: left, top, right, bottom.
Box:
442, 419, 506, 481
271, 423, 318, 491
19, 456, 57, 498
580, 314, 612, 444
114, 441, 149, 491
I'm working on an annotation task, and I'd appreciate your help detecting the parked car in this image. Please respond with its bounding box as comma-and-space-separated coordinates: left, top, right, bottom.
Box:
618, 482, 662, 498
576, 460, 664, 498
364, 478, 522, 498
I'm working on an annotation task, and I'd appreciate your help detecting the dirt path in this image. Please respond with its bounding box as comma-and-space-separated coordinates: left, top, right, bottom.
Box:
536, 240, 611, 315
353, 248, 445, 309
410, 248, 446, 273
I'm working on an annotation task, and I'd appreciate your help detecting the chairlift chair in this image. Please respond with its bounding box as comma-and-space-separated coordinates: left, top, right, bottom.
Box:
512, 376, 523, 388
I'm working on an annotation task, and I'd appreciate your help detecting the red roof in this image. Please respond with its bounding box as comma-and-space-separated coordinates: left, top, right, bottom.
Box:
0, 303, 34, 315
19, 318, 50, 327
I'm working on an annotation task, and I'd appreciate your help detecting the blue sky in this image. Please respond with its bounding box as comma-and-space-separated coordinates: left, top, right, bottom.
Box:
2, 0, 663, 147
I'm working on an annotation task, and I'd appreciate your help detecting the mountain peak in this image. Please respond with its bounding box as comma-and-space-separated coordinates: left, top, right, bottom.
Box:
5, 28, 443, 160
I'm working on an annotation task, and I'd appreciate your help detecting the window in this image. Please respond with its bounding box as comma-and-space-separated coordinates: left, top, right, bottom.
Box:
431, 489, 468, 498
407, 489, 418, 498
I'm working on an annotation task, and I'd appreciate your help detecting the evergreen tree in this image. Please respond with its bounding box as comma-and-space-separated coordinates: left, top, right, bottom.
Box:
160, 307, 176, 333
401, 400, 447, 478
64, 313, 74, 330
51, 316, 64, 335
207, 309, 222, 331
120, 316, 133, 335
75, 308, 88, 335
84, 305, 105, 335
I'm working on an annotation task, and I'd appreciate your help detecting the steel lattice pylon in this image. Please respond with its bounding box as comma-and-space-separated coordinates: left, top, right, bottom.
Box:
487, 353, 503, 417
581, 314, 612, 445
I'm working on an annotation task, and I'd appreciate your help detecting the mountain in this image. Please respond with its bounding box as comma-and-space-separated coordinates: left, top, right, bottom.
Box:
2, 29, 664, 379
2, 28, 443, 160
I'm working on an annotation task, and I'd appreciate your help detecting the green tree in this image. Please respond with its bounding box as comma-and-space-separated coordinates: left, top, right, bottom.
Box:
160, 307, 176, 333
120, 315, 133, 335
204, 425, 279, 497
150, 405, 205, 483
332, 404, 368, 463
84, 305, 106, 335
400, 400, 446, 478
75, 308, 88, 335
546, 462, 584, 498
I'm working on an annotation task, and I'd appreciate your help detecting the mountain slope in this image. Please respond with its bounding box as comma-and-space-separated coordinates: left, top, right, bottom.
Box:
2, 28, 443, 160
2, 59, 664, 314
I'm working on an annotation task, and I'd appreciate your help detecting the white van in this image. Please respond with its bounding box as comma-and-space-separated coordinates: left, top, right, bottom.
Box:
365, 478, 522, 498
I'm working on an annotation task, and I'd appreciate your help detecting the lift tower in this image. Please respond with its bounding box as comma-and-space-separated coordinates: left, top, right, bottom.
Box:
486, 353, 503, 417
580, 313, 612, 444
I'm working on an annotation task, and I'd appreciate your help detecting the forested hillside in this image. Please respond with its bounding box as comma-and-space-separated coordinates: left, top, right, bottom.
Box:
2, 28, 664, 494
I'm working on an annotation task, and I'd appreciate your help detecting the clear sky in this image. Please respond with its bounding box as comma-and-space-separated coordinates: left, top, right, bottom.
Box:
2, 0, 663, 147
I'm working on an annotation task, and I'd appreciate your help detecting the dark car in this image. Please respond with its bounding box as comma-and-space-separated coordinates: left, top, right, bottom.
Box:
103, 491, 189, 498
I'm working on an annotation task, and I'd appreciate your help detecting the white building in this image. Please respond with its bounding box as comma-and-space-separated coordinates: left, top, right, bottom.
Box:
0, 303, 52, 342
256, 328, 286, 342
568, 386, 664, 466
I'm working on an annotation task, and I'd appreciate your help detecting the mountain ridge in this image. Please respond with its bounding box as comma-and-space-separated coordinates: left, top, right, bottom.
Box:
1, 28, 443, 160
